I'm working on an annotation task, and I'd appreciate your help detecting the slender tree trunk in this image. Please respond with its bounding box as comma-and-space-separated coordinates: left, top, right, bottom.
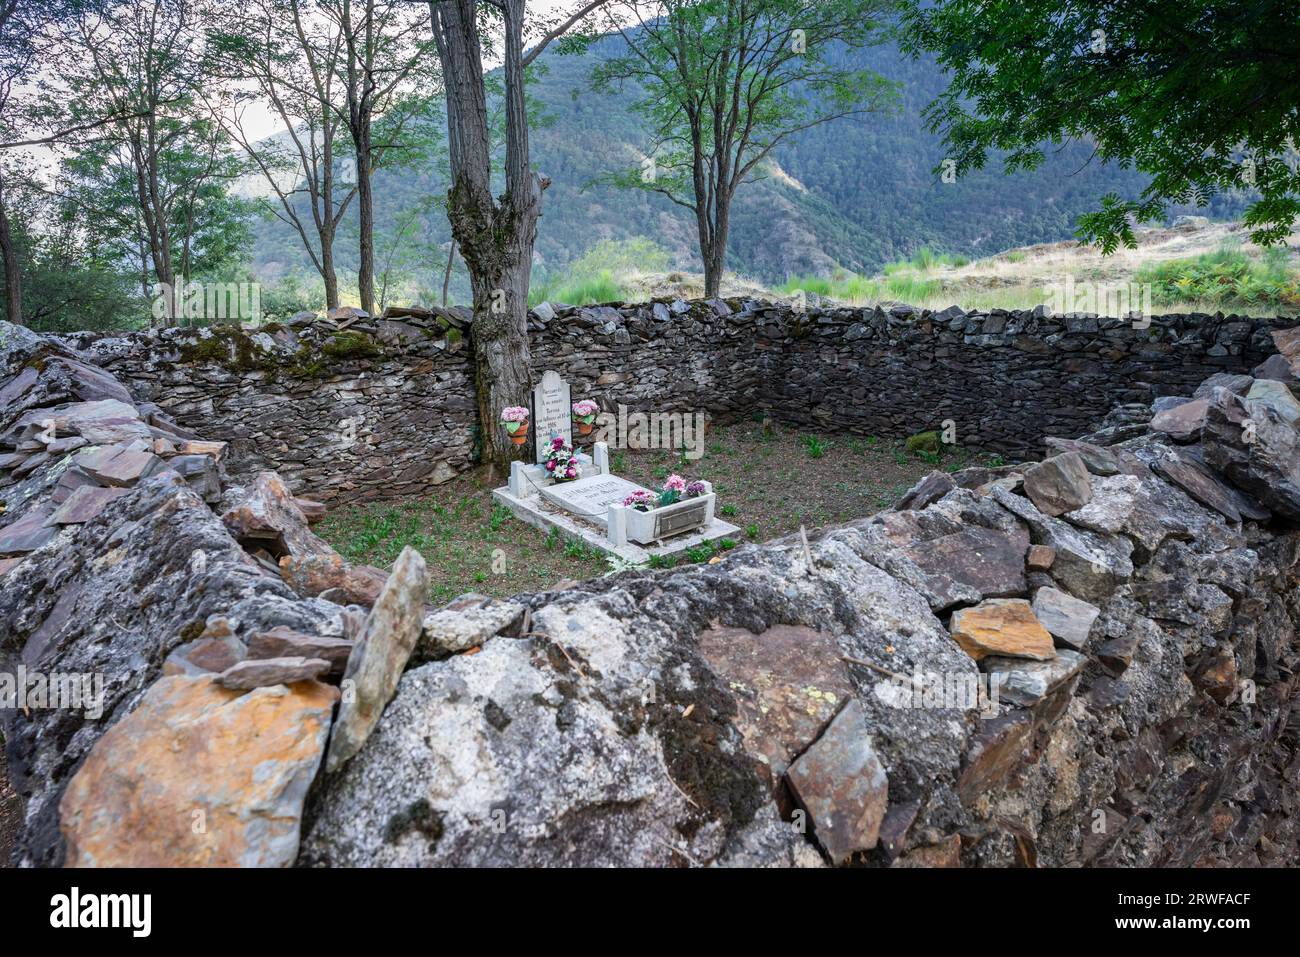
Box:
356, 138, 376, 314
320, 228, 340, 310
0, 171, 21, 326
703, 200, 731, 298
432, 0, 542, 469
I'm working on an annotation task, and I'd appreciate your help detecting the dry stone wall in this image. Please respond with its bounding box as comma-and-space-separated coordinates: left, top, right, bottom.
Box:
5, 319, 1300, 868
62, 300, 1296, 504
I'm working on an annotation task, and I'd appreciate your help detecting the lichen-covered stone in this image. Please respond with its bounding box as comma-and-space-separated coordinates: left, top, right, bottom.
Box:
324, 546, 428, 773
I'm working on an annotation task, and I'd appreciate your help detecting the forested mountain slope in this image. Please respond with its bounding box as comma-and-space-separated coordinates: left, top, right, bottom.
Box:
250, 35, 1249, 302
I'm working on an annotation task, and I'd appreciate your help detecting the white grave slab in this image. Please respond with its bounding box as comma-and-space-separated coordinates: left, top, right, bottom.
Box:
540, 474, 646, 519
531, 370, 571, 463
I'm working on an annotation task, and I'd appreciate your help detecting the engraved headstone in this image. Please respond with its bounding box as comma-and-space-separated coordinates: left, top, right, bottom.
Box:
541, 474, 647, 519
531, 370, 571, 463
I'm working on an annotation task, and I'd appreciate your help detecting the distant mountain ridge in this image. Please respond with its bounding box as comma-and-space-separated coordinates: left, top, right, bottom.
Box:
250, 33, 1250, 302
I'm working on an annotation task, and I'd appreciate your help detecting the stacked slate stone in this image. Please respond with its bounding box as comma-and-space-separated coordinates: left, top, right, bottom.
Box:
0, 320, 517, 867
4, 316, 1300, 869
63, 305, 477, 506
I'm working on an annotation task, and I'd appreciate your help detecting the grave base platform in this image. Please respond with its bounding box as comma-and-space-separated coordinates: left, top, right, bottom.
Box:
491, 483, 741, 563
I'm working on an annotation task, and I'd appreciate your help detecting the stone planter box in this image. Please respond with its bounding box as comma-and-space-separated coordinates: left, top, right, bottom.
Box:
623, 492, 714, 544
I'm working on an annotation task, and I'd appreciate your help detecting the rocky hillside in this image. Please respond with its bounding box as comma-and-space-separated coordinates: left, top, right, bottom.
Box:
2, 318, 1300, 867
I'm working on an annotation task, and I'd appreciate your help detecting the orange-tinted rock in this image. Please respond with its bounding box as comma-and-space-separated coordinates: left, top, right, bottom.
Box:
280, 553, 388, 605
891, 833, 962, 867
949, 598, 1055, 661
1027, 544, 1056, 571
59, 675, 337, 867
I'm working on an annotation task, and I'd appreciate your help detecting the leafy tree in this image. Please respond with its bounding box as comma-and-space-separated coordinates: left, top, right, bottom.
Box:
50, 0, 253, 323
207, 0, 359, 310
585, 0, 898, 296
899, 0, 1300, 251
0, 0, 104, 325
0, 168, 142, 332
324, 0, 436, 315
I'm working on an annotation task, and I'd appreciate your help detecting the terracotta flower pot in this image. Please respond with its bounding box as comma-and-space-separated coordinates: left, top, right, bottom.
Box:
577, 420, 593, 435
505, 419, 529, 446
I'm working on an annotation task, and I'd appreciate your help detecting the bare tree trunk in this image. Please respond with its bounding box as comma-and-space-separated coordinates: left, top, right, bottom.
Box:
320, 226, 340, 310
703, 200, 730, 298
431, 0, 543, 468
356, 138, 376, 314
0, 170, 21, 325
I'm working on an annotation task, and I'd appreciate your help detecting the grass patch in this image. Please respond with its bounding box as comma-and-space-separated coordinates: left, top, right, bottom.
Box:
316, 425, 993, 603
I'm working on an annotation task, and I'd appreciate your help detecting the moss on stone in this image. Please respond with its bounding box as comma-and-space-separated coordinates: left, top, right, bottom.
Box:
906, 430, 941, 454
321, 331, 382, 360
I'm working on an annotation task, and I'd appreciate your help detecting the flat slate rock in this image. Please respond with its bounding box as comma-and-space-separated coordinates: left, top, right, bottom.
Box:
419, 593, 526, 657
1023, 452, 1093, 516
903, 526, 1028, 612
1031, 587, 1099, 650
0, 503, 57, 554
1150, 398, 1209, 442
786, 699, 888, 865
215, 656, 332, 690
247, 627, 352, 676
45, 485, 131, 525
984, 650, 1086, 706
325, 546, 429, 773
698, 623, 853, 780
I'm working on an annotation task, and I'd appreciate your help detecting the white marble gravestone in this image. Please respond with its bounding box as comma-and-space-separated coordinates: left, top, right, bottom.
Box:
531, 370, 571, 463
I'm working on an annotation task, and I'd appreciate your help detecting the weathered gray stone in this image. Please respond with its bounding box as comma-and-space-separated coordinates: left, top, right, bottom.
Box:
894, 470, 955, 511
984, 650, 1086, 706
1246, 378, 1300, 425
1023, 452, 1092, 516
1031, 586, 1099, 650
1203, 387, 1300, 520
325, 546, 429, 773
902, 526, 1028, 612
1193, 373, 1253, 399
418, 593, 525, 658
992, 487, 1134, 602
1044, 437, 1120, 475
1150, 398, 1209, 442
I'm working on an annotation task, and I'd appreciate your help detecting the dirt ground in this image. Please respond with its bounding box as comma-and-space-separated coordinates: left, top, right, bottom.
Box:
317, 419, 989, 603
